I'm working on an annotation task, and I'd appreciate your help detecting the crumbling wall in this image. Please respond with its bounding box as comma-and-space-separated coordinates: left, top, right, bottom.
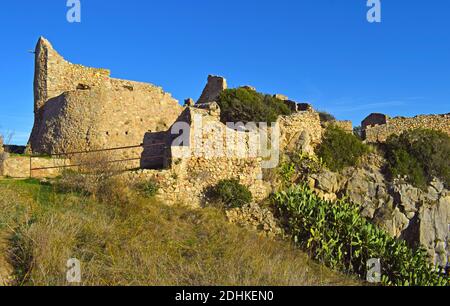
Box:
134, 103, 323, 206
323, 120, 354, 134
0, 156, 67, 178
197, 75, 227, 104
133, 105, 271, 206
278, 111, 323, 154
29, 37, 182, 156
33, 37, 110, 113
364, 114, 450, 143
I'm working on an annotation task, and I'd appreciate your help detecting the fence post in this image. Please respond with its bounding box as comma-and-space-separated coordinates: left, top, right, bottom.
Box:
29, 155, 32, 178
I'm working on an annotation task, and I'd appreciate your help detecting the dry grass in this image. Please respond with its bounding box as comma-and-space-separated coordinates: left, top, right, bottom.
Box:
56, 151, 133, 204
0, 178, 359, 286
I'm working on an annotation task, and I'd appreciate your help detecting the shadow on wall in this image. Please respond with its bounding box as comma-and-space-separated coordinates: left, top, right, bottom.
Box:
141, 131, 169, 170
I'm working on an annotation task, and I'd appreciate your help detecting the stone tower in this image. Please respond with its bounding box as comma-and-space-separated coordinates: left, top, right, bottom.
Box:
28, 37, 183, 155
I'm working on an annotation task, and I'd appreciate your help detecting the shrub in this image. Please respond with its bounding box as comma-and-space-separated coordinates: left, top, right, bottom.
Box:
136, 179, 159, 198
318, 111, 336, 123
273, 185, 449, 286
317, 126, 370, 172
209, 179, 252, 209
279, 153, 326, 186
55, 152, 131, 204
385, 129, 450, 189
216, 88, 292, 124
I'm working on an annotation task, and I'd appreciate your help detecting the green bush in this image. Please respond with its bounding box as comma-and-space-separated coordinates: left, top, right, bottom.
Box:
137, 179, 159, 198
209, 179, 252, 209
386, 129, 450, 189
273, 185, 449, 286
317, 126, 370, 172
216, 88, 292, 124
279, 153, 326, 186
318, 111, 336, 123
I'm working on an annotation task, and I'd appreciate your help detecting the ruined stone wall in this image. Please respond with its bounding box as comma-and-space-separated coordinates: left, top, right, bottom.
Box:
365, 114, 450, 143
278, 110, 323, 154
29, 37, 183, 156
0, 156, 67, 178
33, 37, 111, 113
131, 105, 272, 206
323, 120, 354, 134
133, 104, 323, 207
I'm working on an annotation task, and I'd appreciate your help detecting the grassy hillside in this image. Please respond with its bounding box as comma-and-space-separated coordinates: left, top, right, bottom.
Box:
0, 178, 357, 286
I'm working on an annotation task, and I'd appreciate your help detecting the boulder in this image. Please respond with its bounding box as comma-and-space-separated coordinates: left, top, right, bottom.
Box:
310, 169, 340, 194
226, 202, 283, 238
296, 131, 314, 155
374, 205, 410, 238
392, 183, 420, 215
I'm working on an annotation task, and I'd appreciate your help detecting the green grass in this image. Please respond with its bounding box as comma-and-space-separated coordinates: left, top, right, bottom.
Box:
0, 178, 358, 286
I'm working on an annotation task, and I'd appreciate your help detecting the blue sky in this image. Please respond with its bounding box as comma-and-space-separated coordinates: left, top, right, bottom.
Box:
0, 0, 449, 145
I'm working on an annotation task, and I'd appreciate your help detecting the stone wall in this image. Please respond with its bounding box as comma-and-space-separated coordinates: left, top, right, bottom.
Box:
128, 105, 265, 206
197, 75, 227, 104
278, 110, 323, 154
323, 120, 353, 134
0, 155, 67, 178
29, 37, 183, 155
363, 113, 450, 143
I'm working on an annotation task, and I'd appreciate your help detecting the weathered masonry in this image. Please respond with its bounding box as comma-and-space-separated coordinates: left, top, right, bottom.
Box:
28, 37, 182, 156
362, 113, 450, 143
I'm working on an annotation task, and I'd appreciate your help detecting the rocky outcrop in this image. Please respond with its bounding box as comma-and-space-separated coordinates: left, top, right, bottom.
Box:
226, 202, 283, 238
308, 156, 449, 268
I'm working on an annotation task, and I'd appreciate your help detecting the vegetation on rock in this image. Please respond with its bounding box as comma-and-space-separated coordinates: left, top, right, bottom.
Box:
273, 184, 449, 286
317, 126, 370, 172
209, 179, 253, 209
385, 129, 450, 189
136, 179, 159, 198
216, 88, 292, 124
318, 111, 336, 123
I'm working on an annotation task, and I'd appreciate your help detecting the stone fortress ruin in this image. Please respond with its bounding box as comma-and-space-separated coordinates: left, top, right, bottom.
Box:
1, 37, 449, 207
362, 112, 450, 143
27, 37, 324, 164
29, 37, 183, 161
0, 38, 448, 267
0, 37, 325, 205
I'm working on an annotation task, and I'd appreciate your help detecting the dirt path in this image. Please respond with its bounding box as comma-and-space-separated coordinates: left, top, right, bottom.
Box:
0, 231, 14, 286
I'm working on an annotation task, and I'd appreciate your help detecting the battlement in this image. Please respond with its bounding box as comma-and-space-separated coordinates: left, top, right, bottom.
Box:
362, 113, 450, 143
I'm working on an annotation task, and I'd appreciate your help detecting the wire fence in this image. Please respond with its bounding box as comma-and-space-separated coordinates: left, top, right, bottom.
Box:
29, 142, 167, 178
